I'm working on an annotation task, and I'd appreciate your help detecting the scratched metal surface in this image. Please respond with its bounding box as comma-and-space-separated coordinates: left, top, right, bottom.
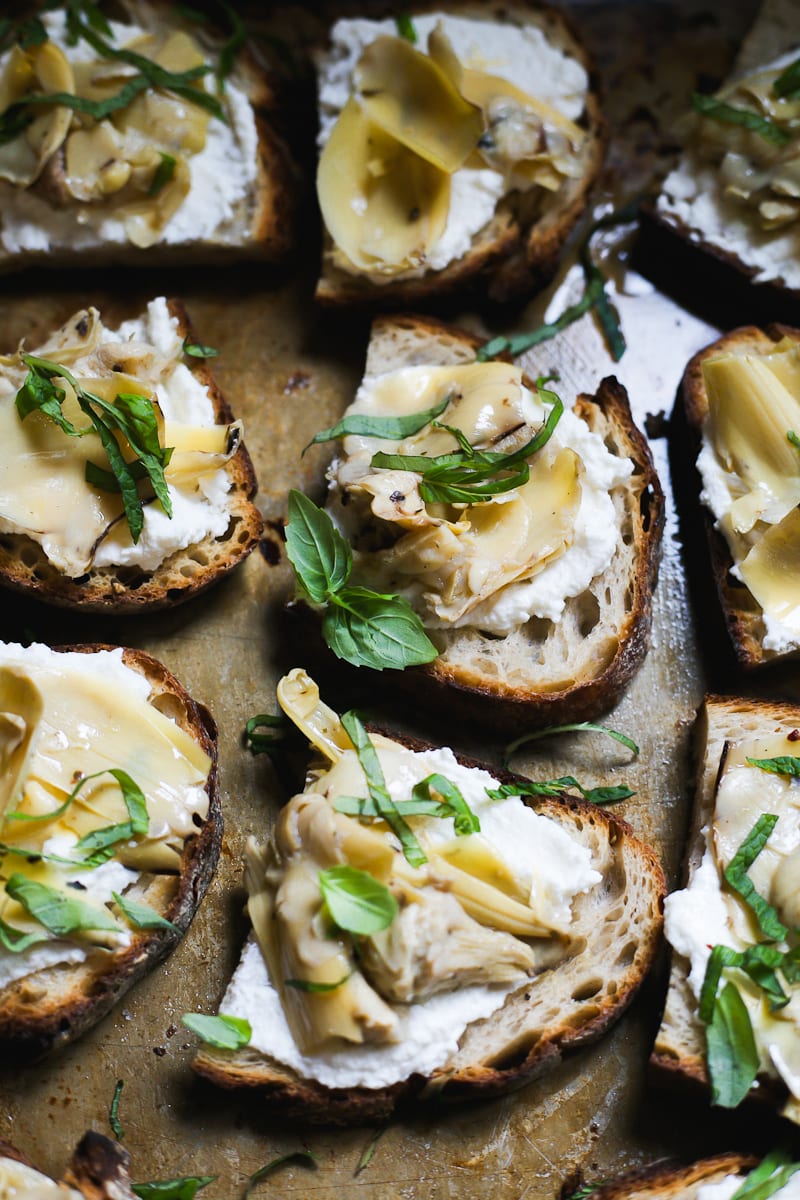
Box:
0, 1, 792, 1196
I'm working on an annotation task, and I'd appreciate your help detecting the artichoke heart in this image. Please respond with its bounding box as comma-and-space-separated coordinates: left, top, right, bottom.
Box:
703, 346, 800, 533
739, 506, 800, 637
277, 668, 353, 763
318, 95, 450, 274
0, 42, 74, 187
0, 668, 43, 826
352, 35, 483, 173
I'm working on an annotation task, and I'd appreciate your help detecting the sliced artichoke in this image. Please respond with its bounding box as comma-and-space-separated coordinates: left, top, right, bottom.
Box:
0, 42, 75, 187
739, 506, 800, 636
277, 668, 352, 762
0, 668, 43, 826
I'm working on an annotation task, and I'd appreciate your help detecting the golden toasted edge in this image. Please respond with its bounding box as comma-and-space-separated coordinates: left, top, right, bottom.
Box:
313, 0, 607, 309
586, 1153, 758, 1200
650, 692, 800, 1107
680, 324, 800, 669
0, 298, 264, 614
192, 732, 665, 1124
0, 643, 221, 1064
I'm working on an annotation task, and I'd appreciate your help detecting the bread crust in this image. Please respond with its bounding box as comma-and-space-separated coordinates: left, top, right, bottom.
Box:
0, 3, 295, 273
0, 1132, 135, 1199
0, 643, 221, 1064
313, 1, 607, 308
0, 298, 264, 614
290, 312, 664, 730
651, 693, 800, 1114
193, 731, 665, 1124
679, 324, 800, 669
586, 1154, 758, 1200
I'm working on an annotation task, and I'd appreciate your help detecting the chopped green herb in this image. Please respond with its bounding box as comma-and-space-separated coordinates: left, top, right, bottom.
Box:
243, 1152, 318, 1197
244, 712, 287, 757
747, 752, 800, 777
341, 710, 427, 868
132, 1176, 216, 1200
112, 893, 179, 933
691, 92, 790, 146
705, 980, 759, 1107
334, 794, 459, 820
181, 1012, 251, 1050
504, 722, 639, 765
565, 1184, 607, 1200
148, 152, 177, 196
215, 1, 246, 87
109, 1079, 125, 1141
411, 773, 479, 835
395, 15, 417, 43
486, 776, 634, 806
319, 865, 398, 936
0, 915, 49, 954
723, 814, 787, 941
285, 972, 352, 993
774, 59, 800, 99
182, 337, 219, 359
731, 1151, 800, 1200
303, 393, 451, 454
5, 874, 120, 937
355, 1128, 386, 1177
74, 769, 149, 862
700, 943, 789, 1022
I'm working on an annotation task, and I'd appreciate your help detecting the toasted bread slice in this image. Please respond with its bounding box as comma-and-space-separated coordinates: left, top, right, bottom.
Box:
0, 297, 263, 613
0, 1132, 136, 1199
580, 1154, 758, 1200
680, 324, 800, 667
314, 3, 606, 307
293, 313, 664, 729
0, 642, 220, 1064
0, 2, 295, 272
652, 694, 800, 1119
655, 0, 800, 299
192, 686, 664, 1124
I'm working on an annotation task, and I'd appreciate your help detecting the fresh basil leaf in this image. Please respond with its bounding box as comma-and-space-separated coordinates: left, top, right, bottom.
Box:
706, 981, 759, 1107
5, 766, 96, 825
341, 710, 427, 866
699, 943, 742, 1023
774, 58, 800, 99
788, 430, 800, 456
109, 1079, 124, 1141
355, 1128, 385, 1177
5, 874, 120, 936
723, 814, 787, 941
18, 17, 48, 48
395, 14, 417, 43
181, 1012, 251, 1050
285, 972, 352, 993
15, 366, 82, 434
132, 1176, 216, 1200
324, 587, 438, 671
182, 336, 219, 359
215, 0, 246, 86
74, 768, 149, 859
113, 893, 179, 933
148, 152, 176, 196
304, 393, 451, 454
564, 1185, 607, 1200
485, 777, 634, 806
732, 1152, 800, 1200
691, 92, 790, 146
244, 712, 287, 756
0, 915, 49, 953
243, 1152, 318, 1197
318, 864, 398, 935
582, 251, 625, 361
286, 490, 352, 603
334, 795, 458, 820
504, 722, 639, 763
747, 754, 800, 777
412, 773, 479, 835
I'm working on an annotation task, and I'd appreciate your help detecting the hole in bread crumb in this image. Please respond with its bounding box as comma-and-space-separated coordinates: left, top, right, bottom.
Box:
572, 978, 603, 1002
487, 1034, 540, 1071
615, 940, 637, 968
576, 593, 600, 637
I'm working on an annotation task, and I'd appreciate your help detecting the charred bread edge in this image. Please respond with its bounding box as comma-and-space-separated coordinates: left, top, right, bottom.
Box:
192, 728, 665, 1124
0, 1132, 134, 1199
650, 693, 800, 1109
0, 298, 264, 614
680, 324, 800, 669
0, 642, 221, 1064
290, 311, 664, 730
586, 1153, 758, 1200
313, 0, 607, 309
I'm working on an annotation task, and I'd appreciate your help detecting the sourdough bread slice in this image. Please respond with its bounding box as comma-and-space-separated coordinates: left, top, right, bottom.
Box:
581, 1154, 758, 1200
295, 312, 663, 729
0, 642, 220, 1064
680, 324, 800, 668
0, 2, 295, 272
314, 3, 606, 308
651, 694, 800, 1116
0, 297, 263, 614
192, 724, 664, 1124
0, 1133, 136, 1199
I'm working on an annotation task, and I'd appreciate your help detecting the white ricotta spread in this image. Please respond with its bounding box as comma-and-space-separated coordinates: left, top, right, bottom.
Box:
698, 1174, 800, 1200
222, 741, 600, 1089
317, 14, 588, 278
0, 296, 234, 575
0, 12, 259, 255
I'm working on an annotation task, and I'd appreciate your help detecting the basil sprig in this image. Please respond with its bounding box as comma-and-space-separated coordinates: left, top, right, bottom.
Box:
318, 864, 398, 935
335, 772, 480, 834
304, 393, 451, 455
504, 722, 639, 764
747, 753, 800, 777
341, 710, 427, 867
243, 1153, 318, 1198
486, 776, 634, 806
5, 874, 120, 936
132, 1176, 216, 1200
700, 943, 793, 1019
691, 92, 790, 147
112, 892, 179, 933
74, 768, 150, 865
286, 490, 438, 671
723, 813, 787, 941
181, 1012, 251, 1049
244, 711, 287, 758
411, 774, 479, 835
109, 1079, 124, 1141
731, 1151, 800, 1200
16, 355, 173, 544
355, 1128, 385, 1177
370, 383, 564, 504
705, 980, 760, 1108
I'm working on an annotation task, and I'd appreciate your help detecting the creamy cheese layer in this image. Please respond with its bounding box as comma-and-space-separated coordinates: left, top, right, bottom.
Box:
317, 14, 588, 279
0, 1154, 82, 1198
0, 296, 235, 576
222, 739, 599, 1089
698, 1174, 800, 1200
0, 641, 211, 992
0, 11, 259, 255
